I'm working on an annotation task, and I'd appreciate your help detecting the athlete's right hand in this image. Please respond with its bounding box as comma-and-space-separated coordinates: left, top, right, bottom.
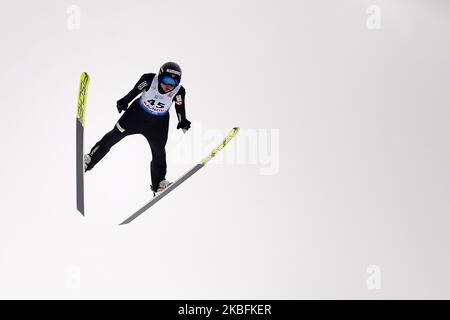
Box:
116, 99, 128, 113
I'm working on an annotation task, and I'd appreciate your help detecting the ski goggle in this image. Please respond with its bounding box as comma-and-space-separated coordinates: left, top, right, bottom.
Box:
160, 75, 179, 87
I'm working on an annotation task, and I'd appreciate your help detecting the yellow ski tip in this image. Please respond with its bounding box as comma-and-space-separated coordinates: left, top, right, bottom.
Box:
199, 126, 240, 165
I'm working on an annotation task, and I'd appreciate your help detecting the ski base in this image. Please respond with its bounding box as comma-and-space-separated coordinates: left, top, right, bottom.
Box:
119, 126, 240, 225
119, 164, 203, 225
76, 120, 85, 215
76, 72, 90, 216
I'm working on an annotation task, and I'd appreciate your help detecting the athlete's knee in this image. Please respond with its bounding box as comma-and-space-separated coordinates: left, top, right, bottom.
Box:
115, 122, 126, 134
99, 126, 125, 148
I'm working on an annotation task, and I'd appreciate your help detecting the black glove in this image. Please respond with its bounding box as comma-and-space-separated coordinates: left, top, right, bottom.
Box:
116, 99, 128, 113
177, 119, 191, 131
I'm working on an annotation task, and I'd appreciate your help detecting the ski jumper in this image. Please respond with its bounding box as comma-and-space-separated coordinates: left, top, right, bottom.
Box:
86, 73, 188, 191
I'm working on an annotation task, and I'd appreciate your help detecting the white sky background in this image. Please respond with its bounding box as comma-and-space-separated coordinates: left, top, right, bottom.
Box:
0, 0, 449, 299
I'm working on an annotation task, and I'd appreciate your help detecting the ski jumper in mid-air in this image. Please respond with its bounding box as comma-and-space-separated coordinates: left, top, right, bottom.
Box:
84, 62, 191, 194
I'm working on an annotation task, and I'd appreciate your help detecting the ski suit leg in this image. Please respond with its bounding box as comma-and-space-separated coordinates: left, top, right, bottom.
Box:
142, 115, 170, 191
86, 105, 141, 171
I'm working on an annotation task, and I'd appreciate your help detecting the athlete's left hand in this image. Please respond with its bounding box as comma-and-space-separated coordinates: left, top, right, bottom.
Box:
177, 119, 191, 131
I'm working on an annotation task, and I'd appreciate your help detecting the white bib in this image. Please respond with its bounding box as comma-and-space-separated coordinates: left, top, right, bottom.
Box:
139, 75, 181, 116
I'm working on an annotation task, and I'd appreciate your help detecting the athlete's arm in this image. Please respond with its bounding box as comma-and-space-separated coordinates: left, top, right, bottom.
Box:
117, 73, 155, 113
174, 87, 191, 130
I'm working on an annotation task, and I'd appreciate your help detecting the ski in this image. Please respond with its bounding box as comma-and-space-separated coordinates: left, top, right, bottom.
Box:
119, 126, 240, 225
76, 72, 90, 216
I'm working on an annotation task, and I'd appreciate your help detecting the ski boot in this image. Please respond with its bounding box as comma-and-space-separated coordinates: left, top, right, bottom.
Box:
84, 154, 92, 172
152, 179, 173, 197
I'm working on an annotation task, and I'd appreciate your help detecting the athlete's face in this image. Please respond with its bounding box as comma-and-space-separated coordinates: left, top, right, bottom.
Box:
160, 83, 175, 93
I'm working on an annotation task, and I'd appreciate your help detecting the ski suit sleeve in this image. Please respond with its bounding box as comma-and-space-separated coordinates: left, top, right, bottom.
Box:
174, 86, 187, 122
117, 73, 155, 106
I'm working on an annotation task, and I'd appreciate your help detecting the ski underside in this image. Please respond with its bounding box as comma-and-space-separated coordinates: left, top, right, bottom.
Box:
76, 72, 90, 216
119, 126, 240, 225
